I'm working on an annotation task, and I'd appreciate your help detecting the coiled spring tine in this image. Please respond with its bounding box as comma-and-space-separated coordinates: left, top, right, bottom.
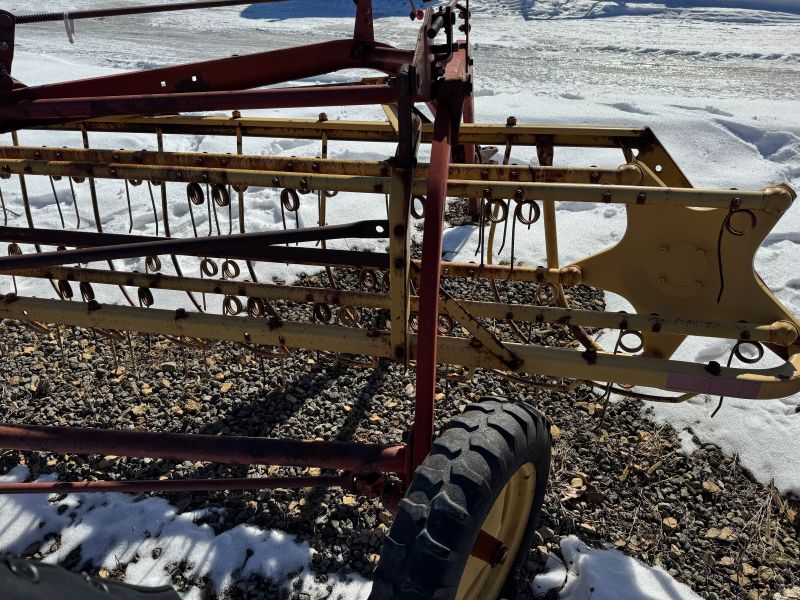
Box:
186, 182, 204, 237
280, 188, 301, 246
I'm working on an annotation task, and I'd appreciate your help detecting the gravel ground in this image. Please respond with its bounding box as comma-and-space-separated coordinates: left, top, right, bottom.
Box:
0, 252, 798, 599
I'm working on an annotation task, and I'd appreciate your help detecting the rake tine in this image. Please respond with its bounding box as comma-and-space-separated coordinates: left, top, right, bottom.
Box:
147, 181, 159, 236
202, 344, 210, 377
55, 324, 66, 365
206, 183, 213, 237
155, 131, 202, 313
279, 196, 289, 245
0, 186, 7, 227
67, 177, 81, 229
126, 331, 138, 379
227, 185, 233, 235
509, 205, 518, 273
110, 336, 119, 372
48, 177, 67, 229
81, 128, 136, 307
124, 179, 134, 233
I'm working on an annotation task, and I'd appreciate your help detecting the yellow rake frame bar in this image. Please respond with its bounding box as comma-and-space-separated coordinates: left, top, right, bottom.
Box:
0, 114, 797, 402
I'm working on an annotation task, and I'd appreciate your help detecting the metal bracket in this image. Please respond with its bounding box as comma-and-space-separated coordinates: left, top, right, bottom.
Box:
0, 11, 15, 92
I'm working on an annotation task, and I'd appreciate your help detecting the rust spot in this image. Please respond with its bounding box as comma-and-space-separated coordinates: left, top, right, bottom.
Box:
213, 286, 222, 294
557, 316, 572, 324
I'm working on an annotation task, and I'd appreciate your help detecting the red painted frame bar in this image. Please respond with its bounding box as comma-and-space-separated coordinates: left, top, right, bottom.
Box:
410, 101, 454, 471
4, 40, 388, 101
0, 474, 353, 495
0, 423, 408, 475
0, 84, 404, 128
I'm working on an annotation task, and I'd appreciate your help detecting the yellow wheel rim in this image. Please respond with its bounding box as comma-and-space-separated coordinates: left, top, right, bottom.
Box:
455, 462, 537, 600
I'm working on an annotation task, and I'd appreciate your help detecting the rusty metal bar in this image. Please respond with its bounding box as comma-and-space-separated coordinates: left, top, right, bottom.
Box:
0, 423, 407, 474
0, 474, 352, 495
0, 220, 388, 271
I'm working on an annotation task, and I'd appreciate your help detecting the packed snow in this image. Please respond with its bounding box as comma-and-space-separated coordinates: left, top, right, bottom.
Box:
532, 536, 702, 599
0, 0, 798, 598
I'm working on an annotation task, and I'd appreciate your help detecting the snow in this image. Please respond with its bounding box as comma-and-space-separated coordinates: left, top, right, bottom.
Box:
0, 466, 371, 600
532, 536, 702, 599
0, 0, 799, 598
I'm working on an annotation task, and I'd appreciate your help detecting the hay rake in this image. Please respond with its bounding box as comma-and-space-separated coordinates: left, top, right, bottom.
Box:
0, 0, 797, 597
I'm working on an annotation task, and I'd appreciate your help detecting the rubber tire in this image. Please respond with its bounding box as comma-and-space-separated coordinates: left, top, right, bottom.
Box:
370, 397, 551, 600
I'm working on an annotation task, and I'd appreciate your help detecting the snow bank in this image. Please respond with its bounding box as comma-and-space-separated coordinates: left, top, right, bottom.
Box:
533, 536, 701, 600
471, 0, 800, 20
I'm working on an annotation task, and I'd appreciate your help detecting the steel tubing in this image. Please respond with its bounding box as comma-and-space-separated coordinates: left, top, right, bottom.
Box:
411, 101, 453, 470
0, 84, 403, 128
0, 474, 352, 495
0, 423, 407, 474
